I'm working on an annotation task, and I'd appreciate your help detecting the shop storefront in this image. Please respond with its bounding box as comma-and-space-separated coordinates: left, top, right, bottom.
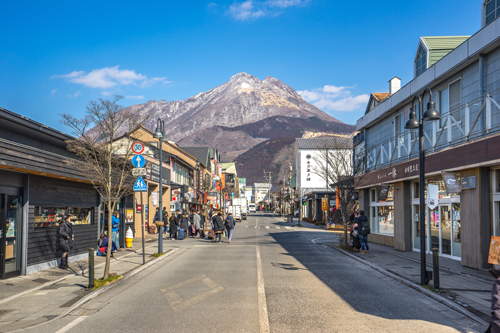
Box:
369, 185, 394, 235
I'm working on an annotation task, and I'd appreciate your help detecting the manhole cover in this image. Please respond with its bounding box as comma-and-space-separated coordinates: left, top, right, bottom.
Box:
32, 278, 51, 284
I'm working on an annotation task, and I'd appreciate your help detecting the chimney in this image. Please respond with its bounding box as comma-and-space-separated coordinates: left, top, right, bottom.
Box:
389, 77, 401, 95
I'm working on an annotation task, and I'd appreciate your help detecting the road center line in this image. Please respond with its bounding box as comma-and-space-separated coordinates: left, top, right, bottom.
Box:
256, 246, 270, 333
55, 316, 87, 333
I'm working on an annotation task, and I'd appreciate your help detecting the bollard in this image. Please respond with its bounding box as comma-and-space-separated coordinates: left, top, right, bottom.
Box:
88, 248, 94, 289
432, 248, 439, 290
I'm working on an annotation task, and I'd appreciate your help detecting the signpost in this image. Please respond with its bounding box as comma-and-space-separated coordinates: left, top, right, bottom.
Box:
131, 141, 146, 264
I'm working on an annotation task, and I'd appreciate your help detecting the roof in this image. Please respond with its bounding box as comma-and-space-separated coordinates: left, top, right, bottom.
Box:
179, 147, 210, 166
372, 93, 389, 102
295, 136, 353, 150
220, 162, 236, 171
419, 36, 470, 67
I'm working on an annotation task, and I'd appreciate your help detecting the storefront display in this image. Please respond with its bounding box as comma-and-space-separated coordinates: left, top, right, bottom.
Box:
34, 206, 93, 228
369, 185, 394, 235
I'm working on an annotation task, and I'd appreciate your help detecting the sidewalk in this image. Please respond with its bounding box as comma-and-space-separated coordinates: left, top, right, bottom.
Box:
327, 237, 494, 322
0, 234, 177, 332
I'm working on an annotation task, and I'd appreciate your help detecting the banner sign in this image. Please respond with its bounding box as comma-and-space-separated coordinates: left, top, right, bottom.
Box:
462, 176, 476, 189
378, 185, 390, 201
427, 184, 439, 209
321, 198, 328, 211
442, 173, 462, 193
489, 236, 500, 265
145, 161, 169, 185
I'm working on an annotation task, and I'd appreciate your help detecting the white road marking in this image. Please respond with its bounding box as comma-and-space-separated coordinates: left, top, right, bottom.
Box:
245, 226, 249, 228
275, 226, 280, 229
265, 226, 270, 229
285, 226, 292, 230
55, 316, 88, 333
256, 246, 270, 333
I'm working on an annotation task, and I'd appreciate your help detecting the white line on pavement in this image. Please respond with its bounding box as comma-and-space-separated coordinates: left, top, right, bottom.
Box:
265, 226, 270, 229
275, 226, 280, 229
256, 246, 270, 333
55, 316, 87, 333
245, 226, 249, 228
285, 226, 292, 230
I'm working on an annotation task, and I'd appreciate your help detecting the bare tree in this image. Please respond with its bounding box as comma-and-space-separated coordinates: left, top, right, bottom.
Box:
310, 137, 366, 246
61, 95, 147, 279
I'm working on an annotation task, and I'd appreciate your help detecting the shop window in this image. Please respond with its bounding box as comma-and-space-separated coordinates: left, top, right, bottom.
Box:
34, 207, 93, 228
368, 185, 394, 236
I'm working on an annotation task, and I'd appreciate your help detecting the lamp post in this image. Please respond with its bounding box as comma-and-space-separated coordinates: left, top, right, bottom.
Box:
153, 118, 168, 254
196, 161, 200, 211
404, 87, 440, 286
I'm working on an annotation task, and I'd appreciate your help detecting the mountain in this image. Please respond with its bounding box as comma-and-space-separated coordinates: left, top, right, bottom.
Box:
121, 72, 342, 142
103, 72, 356, 186
177, 115, 354, 161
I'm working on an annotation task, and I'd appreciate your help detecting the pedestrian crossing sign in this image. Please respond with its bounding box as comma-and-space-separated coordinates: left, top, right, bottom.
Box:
133, 176, 147, 192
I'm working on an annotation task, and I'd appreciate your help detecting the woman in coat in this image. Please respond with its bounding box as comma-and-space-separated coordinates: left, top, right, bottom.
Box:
181, 212, 189, 233
57, 215, 73, 269
212, 212, 225, 243
169, 213, 177, 240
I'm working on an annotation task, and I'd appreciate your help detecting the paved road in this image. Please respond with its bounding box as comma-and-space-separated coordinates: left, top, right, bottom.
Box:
28, 213, 486, 332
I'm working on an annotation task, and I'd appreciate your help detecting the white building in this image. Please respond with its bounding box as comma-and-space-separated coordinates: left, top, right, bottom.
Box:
252, 183, 270, 204
294, 137, 353, 220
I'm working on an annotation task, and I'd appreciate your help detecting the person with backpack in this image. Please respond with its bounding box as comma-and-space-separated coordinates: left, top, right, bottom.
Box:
111, 211, 120, 249
224, 213, 235, 243
355, 210, 370, 254
212, 212, 224, 243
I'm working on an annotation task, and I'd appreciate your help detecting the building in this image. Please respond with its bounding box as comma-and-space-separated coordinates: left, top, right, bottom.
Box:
252, 183, 270, 204
294, 137, 352, 221
0, 107, 103, 277
353, 5, 500, 269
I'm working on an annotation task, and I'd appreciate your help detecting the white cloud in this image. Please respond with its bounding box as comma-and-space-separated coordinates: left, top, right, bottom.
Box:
125, 95, 145, 99
101, 91, 112, 96
66, 91, 82, 99
228, 0, 306, 20
50, 89, 57, 95
298, 85, 369, 112
52, 66, 169, 89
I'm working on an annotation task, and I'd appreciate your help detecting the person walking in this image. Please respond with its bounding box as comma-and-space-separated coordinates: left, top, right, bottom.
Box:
355, 210, 370, 254
212, 212, 224, 243
111, 211, 120, 249
169, 212, 177, 240
193, 211, 201, 238
224, 213, 235, 243
57, 215, 73, 269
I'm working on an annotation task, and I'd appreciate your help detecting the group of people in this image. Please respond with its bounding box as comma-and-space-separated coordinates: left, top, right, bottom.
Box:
348, 210, 370, 254
164, 209, 207, 240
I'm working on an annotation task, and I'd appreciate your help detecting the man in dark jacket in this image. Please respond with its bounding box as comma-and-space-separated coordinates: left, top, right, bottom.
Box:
212, 212, 225, 243
57, 215, 73, 269
354, 210, 370, 254
224, 213, 235, 243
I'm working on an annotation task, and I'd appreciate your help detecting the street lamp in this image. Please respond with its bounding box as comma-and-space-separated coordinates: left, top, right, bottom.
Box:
196, 161, 200, 210
404, 87, 440, 286
153, 118, 168, 254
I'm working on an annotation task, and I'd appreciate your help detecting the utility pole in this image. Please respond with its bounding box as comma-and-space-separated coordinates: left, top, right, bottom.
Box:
264, 170, 272, 211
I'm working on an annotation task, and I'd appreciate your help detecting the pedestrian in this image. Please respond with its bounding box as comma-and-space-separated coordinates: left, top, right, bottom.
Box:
97, 233, 116, 257
169, 212, 177, 240
350, 223, 361, 252
193, 211, 201, 238
57, 215, 73, 269
200, 210, 206, 230
212, 212, 224, 243
111, 211, 120, 249
224, 213, 235, 243
162, 207, 168, 234
355, 210, 370, 254
181, 211, 188, 233
154, 207, 161, 234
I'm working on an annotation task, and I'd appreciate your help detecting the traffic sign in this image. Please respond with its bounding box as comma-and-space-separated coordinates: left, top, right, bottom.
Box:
132, 168, 147, 176
133, 176, 147, 192
131, 141, 145, 154
132, 155, 146, 168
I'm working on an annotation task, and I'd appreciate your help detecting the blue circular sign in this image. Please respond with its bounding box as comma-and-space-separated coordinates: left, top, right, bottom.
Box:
132, 155, 146, 168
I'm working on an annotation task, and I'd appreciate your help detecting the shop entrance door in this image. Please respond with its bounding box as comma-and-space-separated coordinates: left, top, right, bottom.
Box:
0, 190, 23, 279
427, 203, 461, 259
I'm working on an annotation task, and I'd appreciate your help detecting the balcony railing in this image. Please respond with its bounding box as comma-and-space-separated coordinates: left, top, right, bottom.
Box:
363, 88, 500, 172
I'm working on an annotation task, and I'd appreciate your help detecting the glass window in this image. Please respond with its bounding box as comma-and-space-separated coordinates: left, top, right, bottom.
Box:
496, 170, 500, 193
439, 80, 462, 127
34, 206, 93, 228
415, 46, 427, 77
378, 206, 394, 235
486, 0, 500, 26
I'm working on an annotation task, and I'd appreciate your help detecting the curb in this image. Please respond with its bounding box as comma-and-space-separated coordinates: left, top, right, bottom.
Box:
0, 243, 158, 306
9, 247, 183, 333
327, 243, 489, 327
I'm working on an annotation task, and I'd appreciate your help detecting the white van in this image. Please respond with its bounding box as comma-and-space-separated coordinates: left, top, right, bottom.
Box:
248, 203, 256, 213
228, 205, 242, 221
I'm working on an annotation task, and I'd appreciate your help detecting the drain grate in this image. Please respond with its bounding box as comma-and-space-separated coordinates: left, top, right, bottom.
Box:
32, 278, 51, 284
59, 293, 90, 308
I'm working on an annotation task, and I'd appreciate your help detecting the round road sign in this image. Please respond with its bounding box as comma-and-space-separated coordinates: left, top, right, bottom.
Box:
131, 141, 145, 154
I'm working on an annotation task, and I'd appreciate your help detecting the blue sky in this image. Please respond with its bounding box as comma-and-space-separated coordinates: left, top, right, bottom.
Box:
1, 0, 480, 131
